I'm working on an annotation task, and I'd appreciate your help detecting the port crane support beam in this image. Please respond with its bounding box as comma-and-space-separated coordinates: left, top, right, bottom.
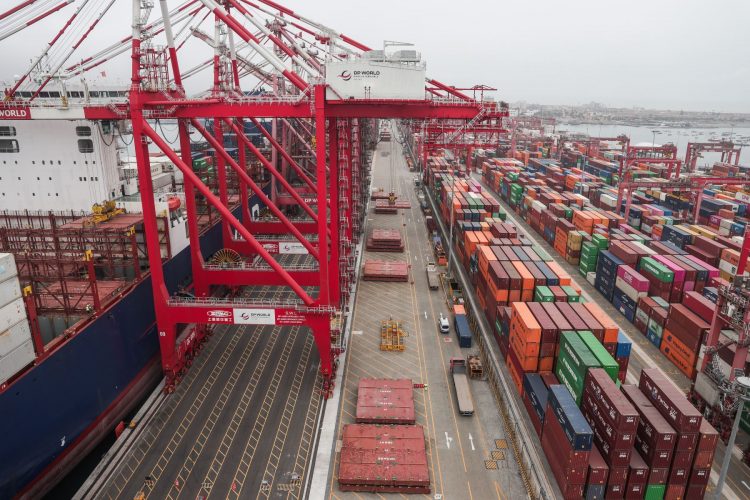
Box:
617, 175, 750, 224
685, 141, 742, 173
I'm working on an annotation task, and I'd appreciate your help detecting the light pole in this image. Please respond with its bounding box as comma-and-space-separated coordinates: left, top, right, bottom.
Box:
447, 176, 456, 274
715, 376, 750, 498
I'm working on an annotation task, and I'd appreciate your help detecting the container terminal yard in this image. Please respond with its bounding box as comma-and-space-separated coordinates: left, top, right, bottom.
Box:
0, 1, 748, 499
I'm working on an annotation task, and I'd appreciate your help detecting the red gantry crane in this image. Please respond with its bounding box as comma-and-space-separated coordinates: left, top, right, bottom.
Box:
0, 0, 496, 395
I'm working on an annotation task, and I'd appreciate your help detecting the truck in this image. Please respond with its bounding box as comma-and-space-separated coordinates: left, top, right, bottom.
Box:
453, 308, 472, 348
426, 262, 439, 290
449, 357, 475, 416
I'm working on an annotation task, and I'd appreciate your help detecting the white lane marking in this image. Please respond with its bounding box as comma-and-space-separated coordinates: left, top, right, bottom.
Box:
445, 432, 453, 449
468, 433, 475, 451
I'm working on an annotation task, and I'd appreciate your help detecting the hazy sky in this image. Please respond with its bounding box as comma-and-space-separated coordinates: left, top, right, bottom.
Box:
3, 0, 749, 112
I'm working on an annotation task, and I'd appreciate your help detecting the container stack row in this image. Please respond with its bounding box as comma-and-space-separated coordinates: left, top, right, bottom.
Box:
478, 156, 750, 432
522, 366, 718, 499
423, 161, 721, 499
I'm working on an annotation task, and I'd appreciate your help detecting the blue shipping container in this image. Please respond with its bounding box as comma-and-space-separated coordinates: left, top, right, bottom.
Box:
522, 373, 548, 424
616, 332, 632, 358
584, 484, 606, 500
646, 327, 663, 349
702, 287, 718, 303
548, 385, 593, 451
454, 315, 472, 348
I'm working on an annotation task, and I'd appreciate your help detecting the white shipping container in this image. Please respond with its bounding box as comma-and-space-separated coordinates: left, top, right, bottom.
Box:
600, 194, 616, 208
0, 319, 31, 357
0, 298, 26, 332
0, 253, 18, 283
586, 272, 596, 286
0, 276, 22, 309
0, 338, 34, 385
615, 277, 648, 303
325, 60, 426, 100
693, 372, 720, 407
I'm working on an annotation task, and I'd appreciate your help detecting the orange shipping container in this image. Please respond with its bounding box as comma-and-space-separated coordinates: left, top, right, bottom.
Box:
545, 261, 571, 286
583, 302, 619, 344
511, 261, 535, 290
510, 303, 542, 342
660, 330, 696, 379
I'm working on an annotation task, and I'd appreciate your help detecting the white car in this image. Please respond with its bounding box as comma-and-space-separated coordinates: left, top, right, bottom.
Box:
439, 314, 450, 334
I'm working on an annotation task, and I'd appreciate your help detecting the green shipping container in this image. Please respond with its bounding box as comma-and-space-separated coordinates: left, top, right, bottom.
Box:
534, 286, 554, 303
638, 257, 674, 282
644, 484, 665, 500
579, 261, 597, 274
591, 233, 609, 249
652, 297, 669, 309
532, 245, 553, 262
561, 285, 580, 302
555, 331, 600, 404
577, 331, 619, 382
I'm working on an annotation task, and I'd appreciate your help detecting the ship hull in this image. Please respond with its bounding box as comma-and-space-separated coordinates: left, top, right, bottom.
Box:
1, 212, 230, 499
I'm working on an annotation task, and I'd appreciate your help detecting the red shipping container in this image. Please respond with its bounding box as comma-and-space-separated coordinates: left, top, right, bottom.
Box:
639, 369, 702, 434
671, 449, 694, 470
587, 445, 609, 486
607, 465, 628, 485
626, 449, 649, 489
684, 484, 707, 500
584, 369, 639, 432
668, 466, 689, 486
682, 291, 715, 324
605, 480, 626, 499
688, 467, 710, 487
570, 303, 604, 340
541, 410, 589, 498
676, 432, 699, 453
648, 467, 669, 485
692, 419, 719, 469
555, 302, 588, 330
522, 391, 543, 437
665, 483, 686, 499
621, 385, 677, 468
527, 302, 558, 344
541, 302, 573, 332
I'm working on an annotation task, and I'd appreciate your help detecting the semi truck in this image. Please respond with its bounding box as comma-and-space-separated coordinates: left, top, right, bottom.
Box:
449, 357, 475, 416
426, 262, 439, 290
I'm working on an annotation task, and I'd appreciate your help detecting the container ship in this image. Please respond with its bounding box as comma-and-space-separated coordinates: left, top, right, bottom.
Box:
0, 87, 274, 498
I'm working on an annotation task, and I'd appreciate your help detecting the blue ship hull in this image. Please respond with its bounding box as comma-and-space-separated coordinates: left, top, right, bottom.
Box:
0, 213, 231, 499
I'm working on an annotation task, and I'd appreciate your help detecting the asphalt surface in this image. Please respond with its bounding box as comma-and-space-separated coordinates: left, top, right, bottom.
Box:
472, 171, 750, 499
327, 136, 526, 500
97, 284, 323, 500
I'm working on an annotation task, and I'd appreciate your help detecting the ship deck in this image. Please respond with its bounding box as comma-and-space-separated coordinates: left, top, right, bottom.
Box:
326, 139, 527, 499
89, 281, 324, 500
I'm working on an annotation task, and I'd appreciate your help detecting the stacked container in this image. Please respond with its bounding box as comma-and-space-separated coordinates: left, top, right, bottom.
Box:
639, 369, 703, 498
542, 385, 594, 499
580, 368, 640, 496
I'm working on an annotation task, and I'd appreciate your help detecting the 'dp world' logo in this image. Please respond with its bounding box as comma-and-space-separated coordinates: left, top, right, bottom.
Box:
338, 70, 352, 81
